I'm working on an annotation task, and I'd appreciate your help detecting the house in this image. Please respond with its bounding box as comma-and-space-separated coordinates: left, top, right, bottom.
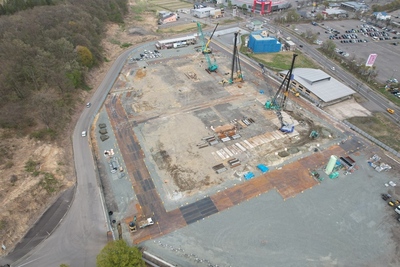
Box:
373, 12, 391, 21
158, 13, 178, 25
284, 40, 296, 51
322, 8, 348, 19
210, 9, 223, 19
193, 7, 215, 18
247, 20, 263, 31
340, 1, 369, 12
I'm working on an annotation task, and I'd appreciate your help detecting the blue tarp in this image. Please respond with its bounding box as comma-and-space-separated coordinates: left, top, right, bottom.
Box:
257, 164, 269, 173
244, 172, 255, 180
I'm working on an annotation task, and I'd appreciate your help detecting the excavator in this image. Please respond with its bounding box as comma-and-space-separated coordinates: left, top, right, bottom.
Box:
202, 23, 219, 54
265, 53, 297, 133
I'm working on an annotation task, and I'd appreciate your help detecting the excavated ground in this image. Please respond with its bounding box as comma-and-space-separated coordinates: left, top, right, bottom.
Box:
112, 47, 342, 206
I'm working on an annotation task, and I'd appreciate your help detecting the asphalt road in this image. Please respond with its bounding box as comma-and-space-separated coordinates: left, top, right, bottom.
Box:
2, 45, 137, 267
2, 14, 399, 267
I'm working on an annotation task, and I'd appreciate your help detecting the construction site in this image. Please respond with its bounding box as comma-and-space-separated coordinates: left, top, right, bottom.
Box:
85, 22, 400, 266
97, 23, 361, 240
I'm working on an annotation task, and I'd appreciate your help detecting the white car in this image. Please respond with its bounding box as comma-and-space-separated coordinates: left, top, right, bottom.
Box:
86, 102, 91, 108
395, 206, 400, 215
82, 131, 87, 137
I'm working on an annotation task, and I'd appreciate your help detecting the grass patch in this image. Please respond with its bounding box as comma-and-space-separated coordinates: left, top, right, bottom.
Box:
109, 38, 121, 45
347, 113, 400, 152
157, 22, 199, 34
120, 42, 132, 48
131, 3, 156, 20
0, 219, 7, 231
30, 128, 57, 141
39, 172, 59, 193
239, 34, 318, 71
218, 17, 243, 25
25, 159, 41, 176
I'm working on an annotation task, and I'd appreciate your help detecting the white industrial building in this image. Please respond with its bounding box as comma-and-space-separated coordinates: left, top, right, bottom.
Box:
279, 68, 355, 107
193, 7, 215, 18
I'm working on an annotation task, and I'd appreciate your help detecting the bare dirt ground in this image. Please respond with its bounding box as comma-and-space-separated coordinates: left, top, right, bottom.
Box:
324, 98, 372, 120
0, 1, 158, 256
115, 52, 340, 202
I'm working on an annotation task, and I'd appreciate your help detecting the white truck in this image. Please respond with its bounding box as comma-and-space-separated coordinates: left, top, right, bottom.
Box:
139, 218, 154, 229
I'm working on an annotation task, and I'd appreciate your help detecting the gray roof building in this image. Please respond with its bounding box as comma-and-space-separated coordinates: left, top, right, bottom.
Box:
279, 68, 355, 106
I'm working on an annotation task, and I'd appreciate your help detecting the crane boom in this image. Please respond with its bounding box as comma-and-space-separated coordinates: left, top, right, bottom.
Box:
266, 54, 297, 133
197, 22, 218, 72
229, 31, 243, 84
203, 23, 219, 54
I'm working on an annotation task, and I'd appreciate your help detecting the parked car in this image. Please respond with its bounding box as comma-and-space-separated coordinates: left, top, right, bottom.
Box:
389, 199, 400, 206
395, 206, 400, 215
86, 102, 91, 108
82, 131, 87, 137
382, 193, 391, 201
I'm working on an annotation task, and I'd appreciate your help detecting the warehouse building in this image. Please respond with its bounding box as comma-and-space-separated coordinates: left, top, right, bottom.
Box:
279, 68, 355, 107
193, 7, 215, 18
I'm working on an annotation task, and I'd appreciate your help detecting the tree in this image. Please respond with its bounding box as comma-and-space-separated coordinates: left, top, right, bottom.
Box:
321, 39, 336, 56
76, 45, 94, 68
96, 240, 145, 267
241, 4, 247, 15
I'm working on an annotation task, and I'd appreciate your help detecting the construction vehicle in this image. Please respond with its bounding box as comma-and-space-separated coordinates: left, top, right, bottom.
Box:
197, 22, 218, 72
265, 54, 298, 133
309, 130, 319, 139
139, 217, 154, 229
229, 31, 243, 84
203, 23, 219, 54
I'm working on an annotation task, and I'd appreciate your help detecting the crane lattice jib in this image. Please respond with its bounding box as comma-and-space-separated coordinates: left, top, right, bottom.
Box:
197, 22, 207, 51
197, 22, 218, 72
204, 23, 219, 52
271, 54, 298, 111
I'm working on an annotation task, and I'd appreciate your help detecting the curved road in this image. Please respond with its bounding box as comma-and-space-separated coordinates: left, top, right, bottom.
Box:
7, 48, 136, 267
3, 21, 400, 267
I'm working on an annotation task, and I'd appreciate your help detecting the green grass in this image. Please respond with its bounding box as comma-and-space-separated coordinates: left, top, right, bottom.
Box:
39, 172, 59, 194
157, 22, 199, 34
348, 113, 400, 152
239, 34, 318, 71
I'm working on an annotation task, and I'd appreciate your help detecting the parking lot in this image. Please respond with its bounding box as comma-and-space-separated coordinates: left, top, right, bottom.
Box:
294, 19, 400, 83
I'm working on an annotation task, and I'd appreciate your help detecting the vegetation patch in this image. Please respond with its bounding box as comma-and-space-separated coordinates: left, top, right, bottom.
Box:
25, 159, 41, 177
30, 128, 57, 141
157, 22, 198, 34
39, 172, 59, 194
348, 113, 400, 152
